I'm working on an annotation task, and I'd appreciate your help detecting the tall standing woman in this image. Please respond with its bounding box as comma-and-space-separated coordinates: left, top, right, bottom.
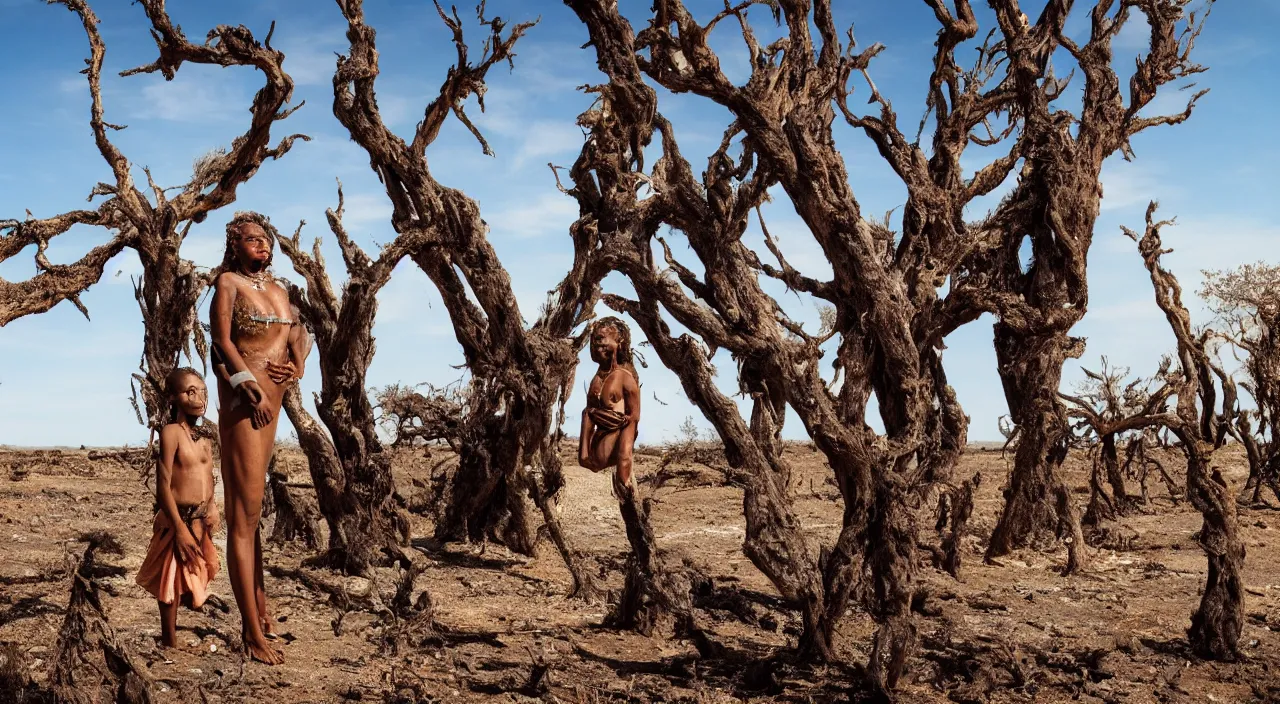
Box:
210, 212, 309, 665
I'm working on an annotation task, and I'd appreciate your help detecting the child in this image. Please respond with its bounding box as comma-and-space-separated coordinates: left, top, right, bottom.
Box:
577, 317, 642, 500
136, 367, 221, 649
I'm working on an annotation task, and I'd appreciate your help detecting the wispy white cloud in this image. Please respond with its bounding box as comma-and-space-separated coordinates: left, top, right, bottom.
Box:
1088, 298, 1156, 324
338, 192, 394, 231
483, 192, 578, 240
276, 30, 342, 87
1099, 160, 1170, 212
125, 70, 248, 123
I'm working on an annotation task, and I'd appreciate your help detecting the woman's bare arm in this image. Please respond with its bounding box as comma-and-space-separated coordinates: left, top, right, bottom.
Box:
156, 426, 202, 565
211, 274, 271, 426
615, 374, 641, 485
578, 406, 596, 469
211, 274, 253, 379
286, 305, 310, 378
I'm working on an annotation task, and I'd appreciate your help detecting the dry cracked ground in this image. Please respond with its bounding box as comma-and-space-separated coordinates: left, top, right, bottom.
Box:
1, 441, 1278, 703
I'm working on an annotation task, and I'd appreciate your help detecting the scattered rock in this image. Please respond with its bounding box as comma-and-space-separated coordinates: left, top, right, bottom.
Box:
344, 576, 372, 598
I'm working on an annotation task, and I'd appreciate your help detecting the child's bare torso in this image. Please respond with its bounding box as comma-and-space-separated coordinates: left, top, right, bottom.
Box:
587, 367, 628, 415
167, 429, 215, 507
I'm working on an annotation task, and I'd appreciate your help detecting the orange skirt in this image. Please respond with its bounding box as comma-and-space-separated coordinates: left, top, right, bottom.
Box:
135, 506, 219, 607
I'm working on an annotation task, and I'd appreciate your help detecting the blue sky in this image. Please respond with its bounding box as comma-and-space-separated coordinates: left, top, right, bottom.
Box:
1, 0, 1275, 448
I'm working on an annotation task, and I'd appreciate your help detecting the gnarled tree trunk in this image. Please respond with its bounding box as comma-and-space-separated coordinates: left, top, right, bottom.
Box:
330, 0, 602, 599
3, 0, 305, 440
987, 326, 1084, 570
1130, 204, 1245, 660
277, 192, 414, 574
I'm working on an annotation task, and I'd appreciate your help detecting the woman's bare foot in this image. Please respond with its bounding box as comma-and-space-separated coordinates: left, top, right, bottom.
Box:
243, 635, 284, 665
262, 617, 279, 639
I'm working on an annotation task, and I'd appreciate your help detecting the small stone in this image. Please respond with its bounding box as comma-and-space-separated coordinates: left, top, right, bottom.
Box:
209, 644, 218, 653
344, 576, 372, 597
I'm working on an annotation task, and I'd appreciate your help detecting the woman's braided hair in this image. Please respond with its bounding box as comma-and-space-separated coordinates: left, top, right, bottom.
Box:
220, 211, 279, 272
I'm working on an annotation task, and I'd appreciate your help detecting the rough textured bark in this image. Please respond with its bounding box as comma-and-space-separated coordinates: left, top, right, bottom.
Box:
275, 191, 417, 575
986, 328, 1083, 562
565, 0, 829, 642
50, 532, 156, 704
1, 0, 305, 437
281, 385, 350, 557
264, 452, 323, 550
329, 0, 603, 600
567, 0, 1026, 683
1128, 203, 1245, 661
949, 0, 1212, 562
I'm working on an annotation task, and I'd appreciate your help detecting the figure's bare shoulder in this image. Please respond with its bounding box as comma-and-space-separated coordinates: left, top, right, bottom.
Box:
621, 368, 640, 393
159, 423, 185, 443
158, 424, 186, 460
214, 271, 242, 294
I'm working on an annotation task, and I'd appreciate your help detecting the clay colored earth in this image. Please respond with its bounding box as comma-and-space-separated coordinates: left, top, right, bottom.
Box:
1, 442, 1277, 702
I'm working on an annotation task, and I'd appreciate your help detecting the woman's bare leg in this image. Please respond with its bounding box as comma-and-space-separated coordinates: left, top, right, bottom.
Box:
588, 431, 620, 473
253, 529, 276, 636
220, 388, 284, 665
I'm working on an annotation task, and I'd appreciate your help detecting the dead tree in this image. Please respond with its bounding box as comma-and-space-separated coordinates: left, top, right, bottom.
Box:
1201, 263, 1280, 504
329, 0, 605, 599
374, 383, 464, 449
50, 532, 156, 704
1127, 202, 1245, 660
947, 0, 1214, 562
274, 189, 421, 574
280, 384, 349, 549
1060, 357, 1174, 524
565, 0, 1056, 684
563, 0, 826, 642
1, 0, 306, 433
263, 452, 323, 549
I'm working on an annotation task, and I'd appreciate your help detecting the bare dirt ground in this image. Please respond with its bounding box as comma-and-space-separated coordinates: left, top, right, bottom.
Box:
1, 441, 1278, 702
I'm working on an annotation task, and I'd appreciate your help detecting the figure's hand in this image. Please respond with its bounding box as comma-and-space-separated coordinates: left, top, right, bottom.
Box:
251, 397, 274, 429
239, 380, 265, 406
266, 361, 297, 384
175, 527, 202, 566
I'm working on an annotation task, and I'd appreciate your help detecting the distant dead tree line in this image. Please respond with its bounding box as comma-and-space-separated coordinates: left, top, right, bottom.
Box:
2, 0, 1260, 691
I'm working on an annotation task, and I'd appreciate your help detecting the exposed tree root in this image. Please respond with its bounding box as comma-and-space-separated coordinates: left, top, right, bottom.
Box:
50, 532, 156, 704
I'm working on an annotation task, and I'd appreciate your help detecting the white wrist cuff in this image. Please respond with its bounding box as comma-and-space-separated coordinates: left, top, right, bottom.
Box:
229, 370, 256, 388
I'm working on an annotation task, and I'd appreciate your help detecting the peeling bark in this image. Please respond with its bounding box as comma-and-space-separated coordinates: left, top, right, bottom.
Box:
329, 0, 601, 597
276, 192, 415, 575
50, 532, 156, 704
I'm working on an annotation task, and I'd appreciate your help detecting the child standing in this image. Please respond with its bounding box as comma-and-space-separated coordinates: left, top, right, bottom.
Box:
136, 367, 221, 649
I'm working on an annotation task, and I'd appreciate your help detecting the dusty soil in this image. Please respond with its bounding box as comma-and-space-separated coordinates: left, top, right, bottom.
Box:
1, 442, 1278, 703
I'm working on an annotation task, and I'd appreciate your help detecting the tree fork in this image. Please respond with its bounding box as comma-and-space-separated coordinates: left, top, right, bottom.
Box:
278, 194, 416, 575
